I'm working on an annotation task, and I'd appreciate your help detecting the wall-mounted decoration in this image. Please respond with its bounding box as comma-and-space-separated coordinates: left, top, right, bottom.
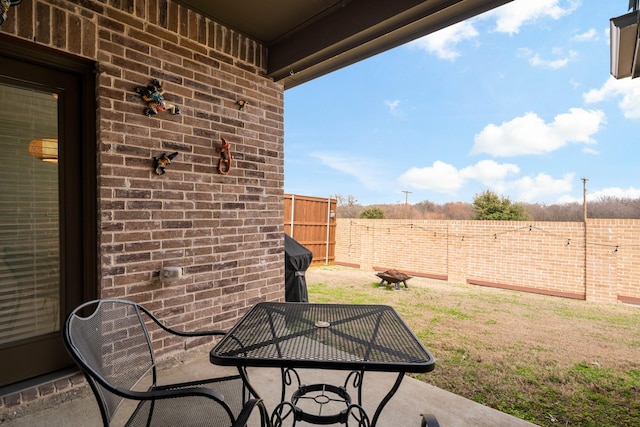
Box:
215, 137, 233, 175
0, 0, 21, 27
236, 100, 248, 111
154, 152, 178, 175
134, 79, 181, 117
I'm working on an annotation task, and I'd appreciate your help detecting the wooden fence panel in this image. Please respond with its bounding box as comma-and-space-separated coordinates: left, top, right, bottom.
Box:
284, 194, 336, 266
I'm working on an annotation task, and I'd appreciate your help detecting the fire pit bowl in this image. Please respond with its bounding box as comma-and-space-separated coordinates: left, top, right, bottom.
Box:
376, 269, 411, 290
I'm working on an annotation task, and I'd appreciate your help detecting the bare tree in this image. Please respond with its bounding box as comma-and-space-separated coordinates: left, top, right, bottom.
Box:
525, 197, 640, 221
414, 200, 439, 215
443, 202, 474, 220
332, 193, 363, 218
588, 196, 640, 219
333, 196, 640, 221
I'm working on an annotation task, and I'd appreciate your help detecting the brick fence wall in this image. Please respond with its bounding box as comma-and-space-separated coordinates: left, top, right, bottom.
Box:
336, 218, 640, 304
1, 0, 284, 411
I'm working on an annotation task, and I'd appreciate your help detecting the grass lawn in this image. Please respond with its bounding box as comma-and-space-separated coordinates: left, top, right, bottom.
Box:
306, 266, 640, 427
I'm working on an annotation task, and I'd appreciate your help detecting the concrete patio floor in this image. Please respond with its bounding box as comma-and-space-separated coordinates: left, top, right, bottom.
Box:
1, 349, 537, 427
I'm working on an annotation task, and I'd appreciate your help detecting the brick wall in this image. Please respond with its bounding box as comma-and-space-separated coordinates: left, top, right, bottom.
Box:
586, 219, 640, 304
1, 0, 284, 411
336, 218, 640, 303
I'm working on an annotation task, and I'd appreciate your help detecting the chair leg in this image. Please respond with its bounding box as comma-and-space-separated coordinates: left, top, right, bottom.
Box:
420, 413, 440, 427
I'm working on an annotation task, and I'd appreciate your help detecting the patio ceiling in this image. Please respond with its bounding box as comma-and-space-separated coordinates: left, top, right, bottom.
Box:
176, 0, 513, 89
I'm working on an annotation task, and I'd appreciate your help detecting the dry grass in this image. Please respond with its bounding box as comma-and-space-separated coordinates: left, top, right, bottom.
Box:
306, 265, 640, 427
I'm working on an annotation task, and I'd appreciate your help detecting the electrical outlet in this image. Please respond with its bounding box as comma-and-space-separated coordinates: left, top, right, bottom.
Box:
160, 266, 182, 280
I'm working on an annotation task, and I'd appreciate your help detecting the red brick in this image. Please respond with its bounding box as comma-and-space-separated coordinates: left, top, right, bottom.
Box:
1, 0, 283, 411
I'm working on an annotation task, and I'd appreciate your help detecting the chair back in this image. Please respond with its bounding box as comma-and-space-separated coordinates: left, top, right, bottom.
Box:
64, 299, 157, 425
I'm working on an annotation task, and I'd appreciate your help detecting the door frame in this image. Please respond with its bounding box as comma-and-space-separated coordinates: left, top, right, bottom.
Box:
0, 34, 97, 388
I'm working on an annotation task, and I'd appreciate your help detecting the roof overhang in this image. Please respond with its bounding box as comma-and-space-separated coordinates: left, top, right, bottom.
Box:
610, 10, 640, 79
176, 0, 514, 89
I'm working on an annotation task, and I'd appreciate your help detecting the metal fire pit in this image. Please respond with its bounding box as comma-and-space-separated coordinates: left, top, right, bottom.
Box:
376, 269, 411, 290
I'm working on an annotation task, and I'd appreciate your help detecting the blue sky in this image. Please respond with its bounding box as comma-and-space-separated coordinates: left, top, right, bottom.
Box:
283, 0, 640, 206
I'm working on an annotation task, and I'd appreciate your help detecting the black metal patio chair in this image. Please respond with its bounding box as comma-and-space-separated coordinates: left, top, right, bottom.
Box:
64, 299, 270, 427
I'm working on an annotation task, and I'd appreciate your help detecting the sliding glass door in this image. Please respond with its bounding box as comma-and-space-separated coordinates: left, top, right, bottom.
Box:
0, 84, 60, 350
0, 39, 96, 387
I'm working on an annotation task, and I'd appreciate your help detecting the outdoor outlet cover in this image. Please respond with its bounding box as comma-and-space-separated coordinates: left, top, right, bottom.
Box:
161, 266, 182, 280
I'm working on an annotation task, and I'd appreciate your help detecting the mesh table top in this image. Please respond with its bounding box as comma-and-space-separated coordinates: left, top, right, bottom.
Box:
210, 302, 435, 373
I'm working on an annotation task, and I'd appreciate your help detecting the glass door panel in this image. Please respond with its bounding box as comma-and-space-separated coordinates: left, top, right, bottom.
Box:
0, 39, 96, 388
0, 84, 60, 346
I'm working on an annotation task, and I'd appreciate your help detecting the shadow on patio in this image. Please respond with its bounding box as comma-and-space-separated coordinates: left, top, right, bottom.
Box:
2, 349, 537, 427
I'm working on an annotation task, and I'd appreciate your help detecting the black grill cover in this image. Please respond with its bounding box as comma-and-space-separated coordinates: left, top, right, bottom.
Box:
284, 234, 312, 302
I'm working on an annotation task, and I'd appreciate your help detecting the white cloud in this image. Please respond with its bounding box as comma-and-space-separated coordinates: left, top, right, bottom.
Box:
398, 160, 519, 194
583, 76, 640, 119
399, 160, 576, 202
399, 161, 466, 193
488, 0, 580, 34
587, 187, 640, 200
460, 160, 521, 186
572, 28, 598, 42
471, 108, 606, 157
517, 47, 576, 69
410, 1, 581, 62
310, 152, 386, 190
384, 100, 402, 117
410, 20, 479, 61
385, 100, 399, 111
508, 172, 574, 202
409, 1, 580, 60
560, 186, 640, 203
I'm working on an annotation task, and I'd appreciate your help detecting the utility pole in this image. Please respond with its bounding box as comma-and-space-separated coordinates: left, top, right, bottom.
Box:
581, 177, 588, 222
581, 177, 588, 300
401, 190, 412, 219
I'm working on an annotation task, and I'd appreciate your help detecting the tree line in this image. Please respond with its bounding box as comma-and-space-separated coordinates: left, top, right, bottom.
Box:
332, 191, 640, 221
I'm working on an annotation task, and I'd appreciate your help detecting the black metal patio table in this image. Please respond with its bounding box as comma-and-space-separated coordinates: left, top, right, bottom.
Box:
209, 302, 436, 427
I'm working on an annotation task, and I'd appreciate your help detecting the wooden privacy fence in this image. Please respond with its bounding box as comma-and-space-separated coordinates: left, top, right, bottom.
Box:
284, 194, 336, 266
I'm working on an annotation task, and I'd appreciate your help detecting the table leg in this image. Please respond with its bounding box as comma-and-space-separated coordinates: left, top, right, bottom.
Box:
344, 370, 363, 403
243, 368, 405, 426
281, 367, 302, 403
237, 366, 262, 399
236, 367, 301, 427
368, 371, 405, 427
271, 401, 296, 427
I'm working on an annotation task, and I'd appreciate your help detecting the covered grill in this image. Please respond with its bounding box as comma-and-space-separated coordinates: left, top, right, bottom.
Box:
284, 234, 313, 302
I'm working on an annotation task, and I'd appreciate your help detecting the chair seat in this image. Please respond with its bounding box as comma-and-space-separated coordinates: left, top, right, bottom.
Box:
63, 299, 269, 427
126, 376, 245, 427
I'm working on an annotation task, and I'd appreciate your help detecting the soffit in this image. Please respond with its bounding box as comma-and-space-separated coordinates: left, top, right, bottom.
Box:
175, 0, 513, 89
